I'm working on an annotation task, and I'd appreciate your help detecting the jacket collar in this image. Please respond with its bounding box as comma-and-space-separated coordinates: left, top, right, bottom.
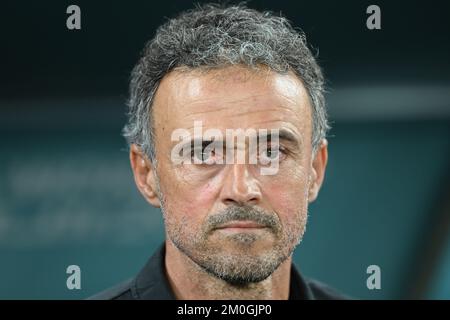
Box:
132, 242, 315, 300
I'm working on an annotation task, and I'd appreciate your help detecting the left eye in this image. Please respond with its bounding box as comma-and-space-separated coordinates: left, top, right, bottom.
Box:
264, 148, 279, 159
259, 146, 283, 161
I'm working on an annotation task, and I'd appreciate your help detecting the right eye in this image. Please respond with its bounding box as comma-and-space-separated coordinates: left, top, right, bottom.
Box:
191, 147, 214, 163
189, 140, 224, 165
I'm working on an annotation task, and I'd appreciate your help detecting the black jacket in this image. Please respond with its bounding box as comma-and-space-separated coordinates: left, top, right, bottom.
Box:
89, 244, 348, 300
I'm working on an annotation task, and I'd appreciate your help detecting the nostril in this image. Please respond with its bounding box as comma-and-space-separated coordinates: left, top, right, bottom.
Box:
247, 195, 260, 204
222, 194, 260, 206
220, 165, 262, 205
223, 198, 238, 206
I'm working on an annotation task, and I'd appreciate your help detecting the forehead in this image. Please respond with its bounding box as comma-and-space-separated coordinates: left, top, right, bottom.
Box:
152, 66, 312, 137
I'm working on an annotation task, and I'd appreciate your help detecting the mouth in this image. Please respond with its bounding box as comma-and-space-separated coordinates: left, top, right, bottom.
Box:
215, 220, 268, 232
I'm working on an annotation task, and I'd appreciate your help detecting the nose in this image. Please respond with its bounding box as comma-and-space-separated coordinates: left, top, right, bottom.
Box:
220, 164, 262, 206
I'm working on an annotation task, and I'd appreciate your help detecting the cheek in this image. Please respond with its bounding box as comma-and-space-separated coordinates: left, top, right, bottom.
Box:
163, 173, 220, 225
262, 168, 310, 222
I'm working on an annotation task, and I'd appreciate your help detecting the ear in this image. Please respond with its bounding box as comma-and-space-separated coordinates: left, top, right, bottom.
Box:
308, 139, 328, 203
129, 144, 161, 208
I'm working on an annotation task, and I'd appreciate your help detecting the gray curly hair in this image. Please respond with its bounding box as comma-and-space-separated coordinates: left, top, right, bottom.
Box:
123, 2, 329, 160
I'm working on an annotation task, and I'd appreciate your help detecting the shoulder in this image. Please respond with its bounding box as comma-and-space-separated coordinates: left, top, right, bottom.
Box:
305, 278, 352, 300
86, 278, 135, 300
87, 244, 175, 300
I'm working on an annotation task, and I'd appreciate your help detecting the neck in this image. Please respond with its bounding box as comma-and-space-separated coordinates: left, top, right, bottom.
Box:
164, 240, 292, 300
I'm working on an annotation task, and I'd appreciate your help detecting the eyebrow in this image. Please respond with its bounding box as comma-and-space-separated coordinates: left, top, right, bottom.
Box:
175, 128, 301, 150
176, 138, 221, 152
263, 129, 301, 147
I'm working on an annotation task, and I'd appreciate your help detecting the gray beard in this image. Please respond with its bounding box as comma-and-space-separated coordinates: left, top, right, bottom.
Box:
161, 200, 307, 285
154, 169, 307, 285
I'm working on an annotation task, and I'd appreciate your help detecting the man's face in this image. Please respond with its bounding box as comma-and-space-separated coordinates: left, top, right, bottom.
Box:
133, 66, 327, 284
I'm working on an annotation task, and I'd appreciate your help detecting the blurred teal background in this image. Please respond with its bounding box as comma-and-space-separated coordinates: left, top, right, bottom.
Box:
1, 0, 449, 299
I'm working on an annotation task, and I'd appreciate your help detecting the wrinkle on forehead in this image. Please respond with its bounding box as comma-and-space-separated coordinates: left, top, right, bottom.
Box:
152, 65, 312, 144
162, 65, 307, 104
